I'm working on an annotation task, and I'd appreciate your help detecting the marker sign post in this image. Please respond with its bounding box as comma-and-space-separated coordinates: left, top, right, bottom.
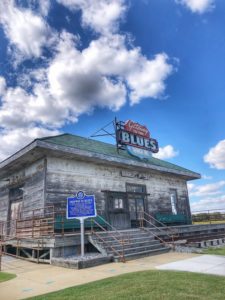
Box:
67, 191, 96, 257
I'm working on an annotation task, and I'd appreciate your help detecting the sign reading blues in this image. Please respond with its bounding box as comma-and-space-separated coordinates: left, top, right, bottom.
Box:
116, 119, 159, 160
67, 191, 96, 219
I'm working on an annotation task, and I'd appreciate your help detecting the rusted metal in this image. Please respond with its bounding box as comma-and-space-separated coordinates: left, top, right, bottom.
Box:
91, 218, 130, 262
37, 240, 40, 264
139, 211, 177, 250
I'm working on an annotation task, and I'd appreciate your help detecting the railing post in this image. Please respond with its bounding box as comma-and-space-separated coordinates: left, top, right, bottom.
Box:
37, 240, 40, 264
208, 210, 211, 224
15, 219, 18, 237
32, 210, 34, 238
62, 216, 64, 237
121, 238, 125, 263
52, 206, 55, 236
91, 218, 93, 233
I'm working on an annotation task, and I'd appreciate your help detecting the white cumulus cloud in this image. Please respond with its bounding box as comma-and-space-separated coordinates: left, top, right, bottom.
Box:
0, 0, 54, 60
204, 140, 225, 169
190, 195, 225, 212
0, 1, 175, 161
0, 31, 174, 131
0, 77, 6, 95
0, 127, 60, 162
153, 145, 179, 160
57, 0, 126, 35
177, 0, 215, 14
188, 181, 225, 197
202, 174, 212, 180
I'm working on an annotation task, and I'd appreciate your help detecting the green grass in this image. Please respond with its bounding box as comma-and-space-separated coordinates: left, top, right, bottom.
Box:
0, 271, 16, 282
203, 246, 225, 256
192, 220, 225, 225
28, 270, 225, 300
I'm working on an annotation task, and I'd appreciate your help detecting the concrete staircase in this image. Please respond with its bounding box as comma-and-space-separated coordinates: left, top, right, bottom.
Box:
88, 229, 171, 262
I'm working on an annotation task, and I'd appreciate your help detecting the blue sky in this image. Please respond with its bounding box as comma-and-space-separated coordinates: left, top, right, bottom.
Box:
0, 0, 225, 212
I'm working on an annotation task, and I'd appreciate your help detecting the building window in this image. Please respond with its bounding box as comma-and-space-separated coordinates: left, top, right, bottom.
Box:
114, 198, 124, 209
170, 190, 178, 215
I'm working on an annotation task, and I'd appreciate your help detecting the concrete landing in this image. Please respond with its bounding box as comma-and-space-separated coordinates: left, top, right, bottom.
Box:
156, 254, 225, 276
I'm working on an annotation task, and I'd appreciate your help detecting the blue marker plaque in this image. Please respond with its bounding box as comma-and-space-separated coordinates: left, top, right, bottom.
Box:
67, 191, 96, 219
66, 191, 96, 257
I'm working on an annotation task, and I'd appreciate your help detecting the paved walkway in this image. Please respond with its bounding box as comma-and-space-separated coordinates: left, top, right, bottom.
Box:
156, 254, 225, 276
0, 252, 220, 300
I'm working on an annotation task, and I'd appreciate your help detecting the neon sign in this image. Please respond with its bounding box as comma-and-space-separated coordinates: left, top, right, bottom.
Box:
116, 119, 159, 159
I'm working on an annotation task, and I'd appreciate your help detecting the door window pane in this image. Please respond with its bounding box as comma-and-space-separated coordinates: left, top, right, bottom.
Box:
114, 198, 124, 209
129, 198, 136, 220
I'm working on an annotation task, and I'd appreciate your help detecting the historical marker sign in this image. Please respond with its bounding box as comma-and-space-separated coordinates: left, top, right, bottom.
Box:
67, 191, 96, 219
66, 191, 96, 257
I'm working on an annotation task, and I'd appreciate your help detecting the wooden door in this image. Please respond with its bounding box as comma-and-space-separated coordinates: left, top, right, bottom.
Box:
8, 187, 23, 236
9, 201, 22, 236
107, 192, 130, 229
128, 195, 145, 228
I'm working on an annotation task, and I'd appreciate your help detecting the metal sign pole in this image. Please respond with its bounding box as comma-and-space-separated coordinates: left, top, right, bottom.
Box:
80, 218, 85, 257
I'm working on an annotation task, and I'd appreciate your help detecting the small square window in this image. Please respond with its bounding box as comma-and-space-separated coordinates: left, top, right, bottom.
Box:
114, 198, 124, 209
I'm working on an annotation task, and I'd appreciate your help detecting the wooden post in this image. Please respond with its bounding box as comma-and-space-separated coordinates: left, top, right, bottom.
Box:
16, 239, 19, 257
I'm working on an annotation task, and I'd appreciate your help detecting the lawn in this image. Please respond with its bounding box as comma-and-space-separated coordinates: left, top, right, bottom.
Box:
28, 270, 225, 300
0, 271, 16, 282
203, 246, 225, 256
192, 220, 225, 225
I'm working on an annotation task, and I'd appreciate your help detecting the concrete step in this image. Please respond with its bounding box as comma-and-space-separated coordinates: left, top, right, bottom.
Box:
94, 231, 154, 241
113, 247, 171, 262
108, 243, 166, 255
92, 235, 155, 245
104, 240, 160, 250
96, 229, 151, 235
96, 229, 140, 235
89, 228, 171, 261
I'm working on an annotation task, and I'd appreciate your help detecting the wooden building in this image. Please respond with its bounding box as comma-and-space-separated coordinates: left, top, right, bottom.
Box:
0, 133, 200, 231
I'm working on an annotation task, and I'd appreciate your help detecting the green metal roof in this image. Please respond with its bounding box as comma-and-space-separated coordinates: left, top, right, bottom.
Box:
38, 133, 200, 178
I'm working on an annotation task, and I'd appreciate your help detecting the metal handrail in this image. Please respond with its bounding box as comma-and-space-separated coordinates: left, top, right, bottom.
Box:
142, 211, 179, 237
92, 230, 125, 262
91, 214, 131, 243
91, 218, 130, 262
139, 213, 175, 249
92, 219, 130, 246
95, 215, 123, 235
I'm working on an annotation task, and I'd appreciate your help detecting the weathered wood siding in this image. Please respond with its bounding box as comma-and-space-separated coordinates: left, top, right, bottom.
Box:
45, 157, 191, 219
0, 187, 9, 222
0, 158, 46, 221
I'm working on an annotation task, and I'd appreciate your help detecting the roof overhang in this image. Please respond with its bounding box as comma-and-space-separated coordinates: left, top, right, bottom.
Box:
0, 140, 201, 181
